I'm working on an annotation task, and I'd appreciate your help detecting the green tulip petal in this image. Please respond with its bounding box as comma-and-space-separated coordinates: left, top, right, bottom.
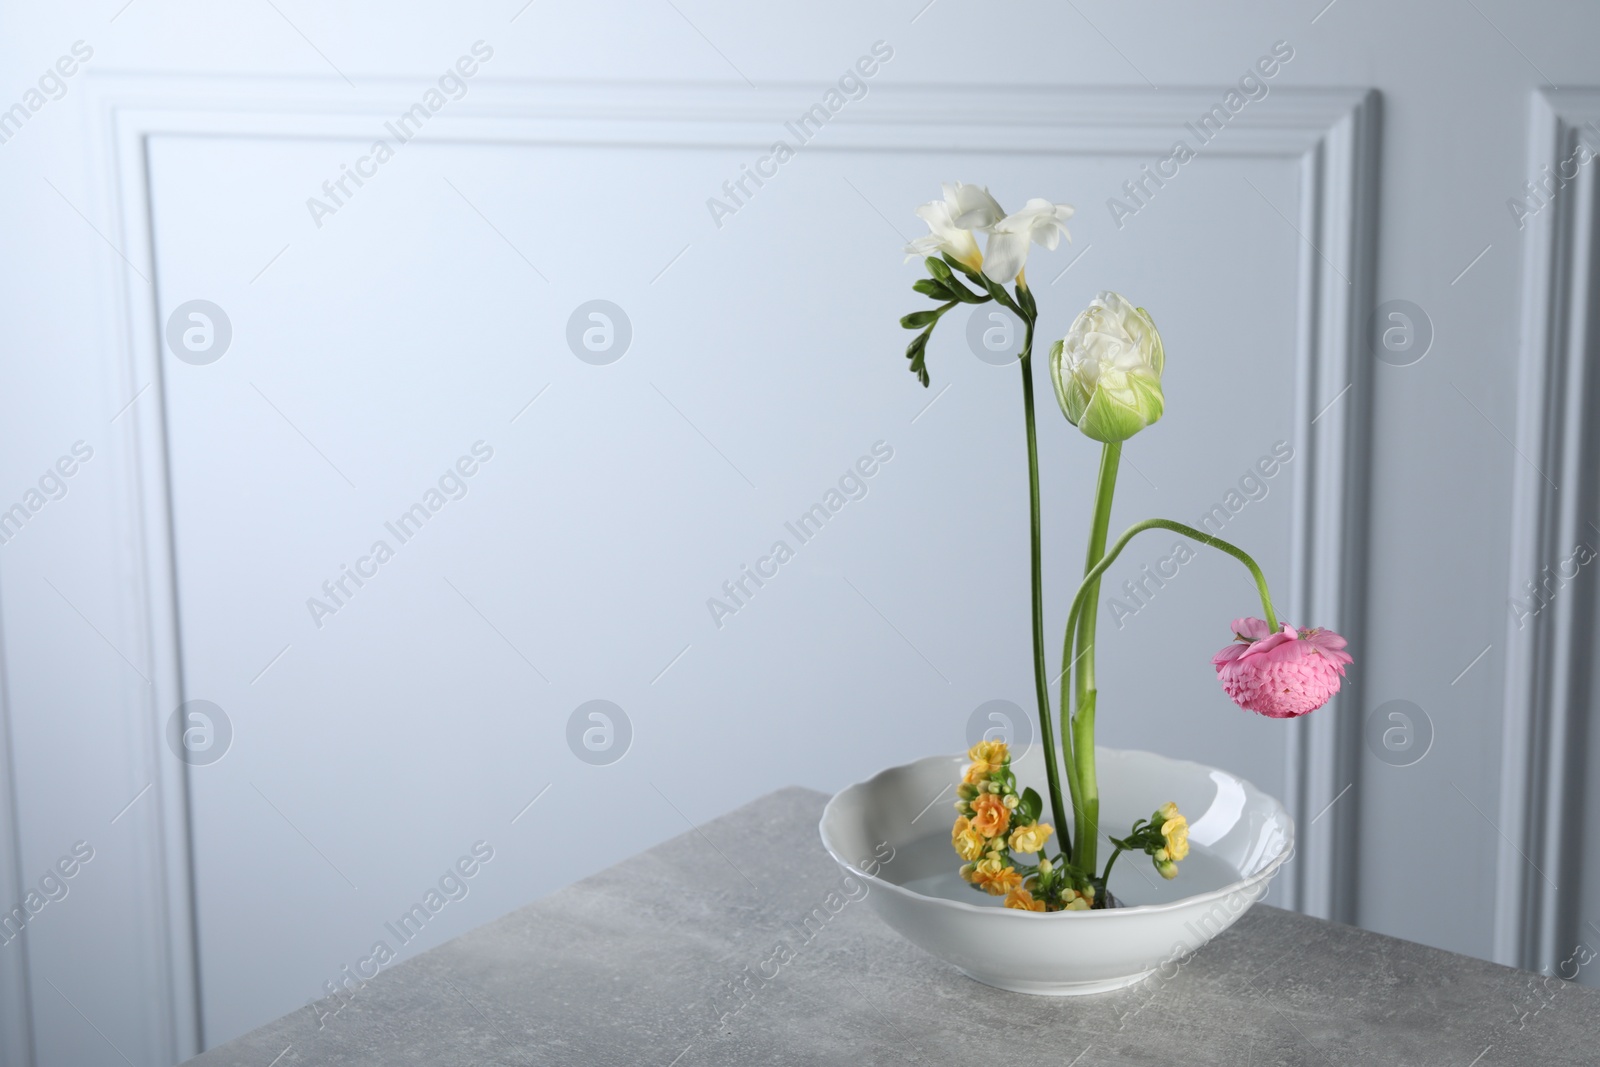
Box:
1135, 307, 1164, 378
1049, 338, 1090, 427
1077, 373, 1165, 443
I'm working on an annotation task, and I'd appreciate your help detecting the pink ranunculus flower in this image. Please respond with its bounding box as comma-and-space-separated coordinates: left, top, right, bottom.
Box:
1211, 617, 1353, 719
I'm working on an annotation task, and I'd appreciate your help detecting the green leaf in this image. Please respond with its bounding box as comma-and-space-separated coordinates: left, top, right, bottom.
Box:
1020, 787, 1043, 825
913, 278, 953, 300
900, 309, 941, 329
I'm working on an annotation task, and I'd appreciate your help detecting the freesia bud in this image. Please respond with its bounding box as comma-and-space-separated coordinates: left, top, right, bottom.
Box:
1049, 291, 1166, 443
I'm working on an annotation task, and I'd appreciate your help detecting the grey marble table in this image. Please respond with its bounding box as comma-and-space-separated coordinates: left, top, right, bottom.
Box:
188, 787, 1597, 1066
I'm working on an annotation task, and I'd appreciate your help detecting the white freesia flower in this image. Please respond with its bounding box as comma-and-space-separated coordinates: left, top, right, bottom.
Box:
980, 199, 1075, 284
943, 181, 1005, 229
904, 182, 1005, 272
1049, 291, 1165, 443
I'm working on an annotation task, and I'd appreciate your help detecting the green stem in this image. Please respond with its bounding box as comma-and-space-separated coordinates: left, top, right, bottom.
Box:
1056, 520, 1281, 819
1066, 442, 1121, 875
1101, 844, 1127, 886
1075, 443, 1122, 708
1017, 314, 1073, 861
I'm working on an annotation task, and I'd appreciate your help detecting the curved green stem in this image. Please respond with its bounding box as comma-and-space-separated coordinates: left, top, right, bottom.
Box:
1057, 518, 1280, 878
1017, 314, 1073, 860
1059, 521, 1280, 697
1101, 844, 1127, 886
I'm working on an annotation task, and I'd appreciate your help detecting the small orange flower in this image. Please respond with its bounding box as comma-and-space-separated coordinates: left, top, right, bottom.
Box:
969, 794, 1011, 839
980, 866, 1023, 896
1004, 887, 1046, 911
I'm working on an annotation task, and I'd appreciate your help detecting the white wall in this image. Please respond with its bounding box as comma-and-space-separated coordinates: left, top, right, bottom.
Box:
1, 2, 1598, 1063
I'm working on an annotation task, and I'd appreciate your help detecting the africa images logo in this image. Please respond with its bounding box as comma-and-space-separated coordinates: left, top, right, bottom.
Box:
304, 41, 494, 229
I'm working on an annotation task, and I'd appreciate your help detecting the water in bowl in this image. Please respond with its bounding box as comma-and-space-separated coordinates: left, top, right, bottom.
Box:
883, 832, 1243, 908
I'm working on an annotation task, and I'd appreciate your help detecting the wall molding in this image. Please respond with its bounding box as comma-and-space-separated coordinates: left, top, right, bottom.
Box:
0, 607, 34, 1067
67, 77, 1379, 1054
1495, 88, 1600, 973
1279, 90, 1380, 924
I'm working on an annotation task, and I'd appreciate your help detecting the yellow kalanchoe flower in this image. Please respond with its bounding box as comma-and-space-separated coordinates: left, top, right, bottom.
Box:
968, 856, 1003, 893
1158, 802, 1190, 863
963, 739, 1009, 783
969, 856, 1023, 896
1008, 823, 1054, 854
951, 816, 986, 862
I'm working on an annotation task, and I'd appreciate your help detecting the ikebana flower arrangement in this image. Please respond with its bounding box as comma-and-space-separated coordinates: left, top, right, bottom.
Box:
898, 182, 1354, 913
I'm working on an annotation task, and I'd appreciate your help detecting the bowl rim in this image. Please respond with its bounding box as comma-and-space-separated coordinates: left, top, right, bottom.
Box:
818, 746, 1295, 921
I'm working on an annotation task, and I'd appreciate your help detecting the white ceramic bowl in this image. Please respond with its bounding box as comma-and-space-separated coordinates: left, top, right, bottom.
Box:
819, 746, 1293, 995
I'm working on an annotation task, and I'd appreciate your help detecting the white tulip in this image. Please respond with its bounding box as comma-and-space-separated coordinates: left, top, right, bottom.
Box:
980, 199, 1075, 284
1049, 291, 1165, 443
904, 182, 1004, 272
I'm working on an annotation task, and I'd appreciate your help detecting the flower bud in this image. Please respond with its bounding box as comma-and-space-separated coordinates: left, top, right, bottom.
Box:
1049, 291, 1165, 443
957, 783, 978, 801
1156, 859, 1178, 880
